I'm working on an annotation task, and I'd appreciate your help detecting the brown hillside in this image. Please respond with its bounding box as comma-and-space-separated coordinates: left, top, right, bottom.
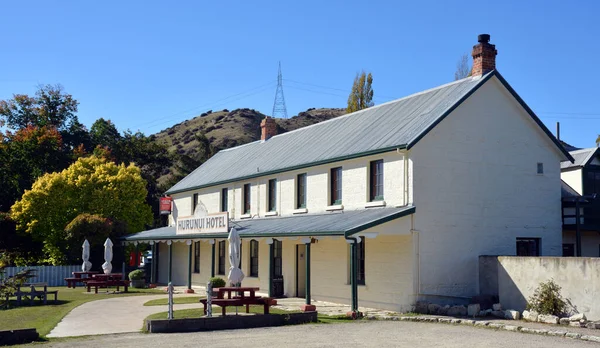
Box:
152, 107, 346, 186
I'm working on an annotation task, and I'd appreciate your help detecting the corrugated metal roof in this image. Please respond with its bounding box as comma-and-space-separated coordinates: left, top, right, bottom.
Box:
561, 148, 599, 169
166, 74, 492, 194
123, 206, 415, 241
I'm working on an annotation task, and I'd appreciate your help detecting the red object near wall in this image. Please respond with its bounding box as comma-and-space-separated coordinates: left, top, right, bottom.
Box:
159, 196, 172, 215
129, 251, 143, 266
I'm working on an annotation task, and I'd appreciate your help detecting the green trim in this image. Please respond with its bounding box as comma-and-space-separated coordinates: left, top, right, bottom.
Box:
165, 145, 406, 195
305, 242, 311, 305
187, 243, 192, 290
211, 242, 215, 278
269, 243, 274, 297
168, 243, 173, 283
123, 230, 345, 242
344, 206, 416, 237
350, 241, 358, 312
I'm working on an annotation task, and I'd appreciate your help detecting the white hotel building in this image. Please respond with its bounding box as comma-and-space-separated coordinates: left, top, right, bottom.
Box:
124, 35, 572, 312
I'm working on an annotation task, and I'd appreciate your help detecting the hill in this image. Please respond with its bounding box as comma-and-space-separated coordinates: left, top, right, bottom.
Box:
152, 107, 346, 186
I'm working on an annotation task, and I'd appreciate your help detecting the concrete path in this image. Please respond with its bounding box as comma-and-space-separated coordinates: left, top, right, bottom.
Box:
47, 294, 203, 337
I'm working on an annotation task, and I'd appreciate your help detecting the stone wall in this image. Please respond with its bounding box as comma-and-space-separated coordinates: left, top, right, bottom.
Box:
488, 256, 600, 320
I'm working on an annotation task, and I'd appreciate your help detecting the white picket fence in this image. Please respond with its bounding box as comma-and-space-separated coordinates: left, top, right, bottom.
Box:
2, 265, 80, 286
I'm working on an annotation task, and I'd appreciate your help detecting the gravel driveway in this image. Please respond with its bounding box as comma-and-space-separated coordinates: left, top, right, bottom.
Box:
39, 321, 599, 348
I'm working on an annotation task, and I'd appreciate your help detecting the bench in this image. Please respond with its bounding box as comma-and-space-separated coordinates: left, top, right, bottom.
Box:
86, 280, 130, 294
199, 297, 277, 316
9, 283, 58, 306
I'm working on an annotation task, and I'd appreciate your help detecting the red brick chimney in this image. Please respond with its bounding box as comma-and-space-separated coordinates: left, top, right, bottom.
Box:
260, 117, 277, 141
471, 34, 497, 76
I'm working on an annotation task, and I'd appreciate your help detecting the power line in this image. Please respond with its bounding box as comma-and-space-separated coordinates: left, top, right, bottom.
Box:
284, 78, 399, 101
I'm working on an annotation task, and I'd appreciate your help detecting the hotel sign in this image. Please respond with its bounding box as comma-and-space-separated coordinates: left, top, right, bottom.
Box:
176, 199, 229, 235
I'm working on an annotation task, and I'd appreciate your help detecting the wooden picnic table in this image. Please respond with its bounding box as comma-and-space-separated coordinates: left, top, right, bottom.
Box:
9, 282, 58, 306
72, 271, 98, 278
65, 271, 99, 288
92, 273, 123, 281
200, 286, 276, 316
86, 274, 129, 293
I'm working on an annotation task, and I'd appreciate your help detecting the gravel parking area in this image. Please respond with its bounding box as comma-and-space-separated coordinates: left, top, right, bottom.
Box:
36, 321, 599, 348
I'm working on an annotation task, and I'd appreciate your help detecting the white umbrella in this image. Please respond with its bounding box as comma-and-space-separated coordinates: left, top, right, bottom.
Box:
82, 239, 92, 272
227, 228, 244, 286
102, 238, 113, 274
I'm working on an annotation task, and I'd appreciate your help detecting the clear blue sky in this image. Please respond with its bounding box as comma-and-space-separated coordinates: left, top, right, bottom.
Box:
1, 0, 598, 148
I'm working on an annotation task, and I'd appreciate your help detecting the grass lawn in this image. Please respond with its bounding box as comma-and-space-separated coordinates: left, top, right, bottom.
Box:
145, 306, 355, 324
1, 286, 163, 337
144, 296, 204, 306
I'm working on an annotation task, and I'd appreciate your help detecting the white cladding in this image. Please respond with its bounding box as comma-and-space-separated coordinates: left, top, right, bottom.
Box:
561, 169, 583, 195
162, 74, 564, 305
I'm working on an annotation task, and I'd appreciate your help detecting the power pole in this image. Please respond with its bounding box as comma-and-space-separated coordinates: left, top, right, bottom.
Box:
272, 62, 289, 119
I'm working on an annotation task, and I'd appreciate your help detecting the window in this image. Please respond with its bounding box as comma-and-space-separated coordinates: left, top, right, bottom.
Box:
243, 184, 251, 214
369, 160, 384, 201
537, 163, 544, 175
194, 241, 200, 273
562, 243, 575, 257
221, 188, 228, 212
516, 238, 540, 256
296, 173, 307, 208
192, 193, 198, 214
357, 237, 366, 285
273, 239, 283, 278
330, 167, 342, 205
250, 240, 259, 277
218, 241, 225, 275
268, 179, 277, 212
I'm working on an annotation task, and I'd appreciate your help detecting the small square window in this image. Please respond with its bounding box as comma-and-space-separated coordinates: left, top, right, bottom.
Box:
537, 163, 544, 175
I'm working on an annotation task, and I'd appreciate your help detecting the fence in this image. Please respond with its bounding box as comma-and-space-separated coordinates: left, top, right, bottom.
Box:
2, 265, 80, 286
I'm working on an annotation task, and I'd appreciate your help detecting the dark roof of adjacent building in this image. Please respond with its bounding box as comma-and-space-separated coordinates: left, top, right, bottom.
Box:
166, 71, 573, 194
561, 147, 600, 170
123, 206, 415, 241
561, 180, 580, 199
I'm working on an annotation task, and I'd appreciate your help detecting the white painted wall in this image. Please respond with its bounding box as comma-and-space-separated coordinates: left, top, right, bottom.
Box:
169, 152, 406, 222
410, 76, 564, 301
561, 169, 583, 195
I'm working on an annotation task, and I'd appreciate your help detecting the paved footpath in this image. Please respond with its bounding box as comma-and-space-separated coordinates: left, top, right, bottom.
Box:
39, 321, 600, 348
47, 294, 203, 337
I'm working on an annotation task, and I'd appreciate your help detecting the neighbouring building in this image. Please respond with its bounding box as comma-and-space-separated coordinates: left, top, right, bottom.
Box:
561, 147, 600, 256
124, 34, 572, 312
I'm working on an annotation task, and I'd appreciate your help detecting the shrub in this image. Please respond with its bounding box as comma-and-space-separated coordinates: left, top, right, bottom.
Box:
209, 277, 226, 288
526, 279, 567, 316
128, 269, 145, 280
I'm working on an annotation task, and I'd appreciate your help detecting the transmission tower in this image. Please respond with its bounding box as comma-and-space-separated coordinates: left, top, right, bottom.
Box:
271, 62, 289, 119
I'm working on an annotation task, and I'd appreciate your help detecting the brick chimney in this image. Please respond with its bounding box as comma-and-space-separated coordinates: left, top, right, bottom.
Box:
260, 117, 277, 141
471, 34, 497, 76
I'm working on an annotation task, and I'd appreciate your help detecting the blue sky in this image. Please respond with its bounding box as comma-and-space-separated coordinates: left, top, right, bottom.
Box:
1, 0, 598, 148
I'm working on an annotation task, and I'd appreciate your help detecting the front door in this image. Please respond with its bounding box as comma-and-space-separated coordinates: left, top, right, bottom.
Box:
272, 239, 284, 297
296, 244, 306, 298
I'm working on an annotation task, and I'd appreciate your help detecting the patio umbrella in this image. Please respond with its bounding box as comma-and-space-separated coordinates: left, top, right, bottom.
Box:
102, 238, 113, 274
82, 239, 92, 272
227, 227, 244, 286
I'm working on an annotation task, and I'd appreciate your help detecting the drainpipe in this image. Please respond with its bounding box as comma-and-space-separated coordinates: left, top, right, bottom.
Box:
346, 237, 359, 314
267, 238, 274, 297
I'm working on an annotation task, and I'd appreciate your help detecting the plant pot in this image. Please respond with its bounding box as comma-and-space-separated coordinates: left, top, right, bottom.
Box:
132, 279, 145, 288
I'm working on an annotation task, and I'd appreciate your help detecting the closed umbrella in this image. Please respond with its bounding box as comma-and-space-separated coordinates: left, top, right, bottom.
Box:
102, 238, 113, 274
82, 239, 92, 272
227, 228, 244, 286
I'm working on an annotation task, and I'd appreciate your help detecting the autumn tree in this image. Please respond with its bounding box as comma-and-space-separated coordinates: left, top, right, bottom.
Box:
454, 53, 471, 80
347, 71, 374, 113
11, 155, 153, 264
0, 84, 78, 131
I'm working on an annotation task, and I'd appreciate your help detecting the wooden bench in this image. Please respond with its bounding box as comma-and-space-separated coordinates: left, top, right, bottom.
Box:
10, 283, 58, 306
200, 296, 277, 316
86, 280, 130, 294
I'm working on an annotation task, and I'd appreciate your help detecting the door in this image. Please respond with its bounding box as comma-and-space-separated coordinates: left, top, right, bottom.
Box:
296, 244, 306, 298
272, 239, 284, 297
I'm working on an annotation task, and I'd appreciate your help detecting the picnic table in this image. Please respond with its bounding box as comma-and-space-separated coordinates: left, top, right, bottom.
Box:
64, 271, 98, 288
200, 287, 277, 316
8, 282, 58, 306
86, 273, 129, 293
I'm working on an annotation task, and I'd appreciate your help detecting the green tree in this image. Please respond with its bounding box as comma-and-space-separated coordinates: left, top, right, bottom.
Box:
10, 155, 153, 264
0, 84, 79, 131
347, 71, 374, 113
90, 118, 121, 151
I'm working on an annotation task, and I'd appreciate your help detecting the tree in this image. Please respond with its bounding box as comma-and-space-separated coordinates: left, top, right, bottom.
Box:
90, 118, 121, 151
454, 53, 471, 80
347, 71, 374, 113
0, 84, 79, 131
10, 155, 153, 264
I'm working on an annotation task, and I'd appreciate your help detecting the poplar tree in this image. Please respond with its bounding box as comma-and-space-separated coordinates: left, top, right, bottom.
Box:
347, 71, 374, 113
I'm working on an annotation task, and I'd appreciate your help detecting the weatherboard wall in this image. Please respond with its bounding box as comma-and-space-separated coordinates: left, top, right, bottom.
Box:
410, 76, 563, 301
